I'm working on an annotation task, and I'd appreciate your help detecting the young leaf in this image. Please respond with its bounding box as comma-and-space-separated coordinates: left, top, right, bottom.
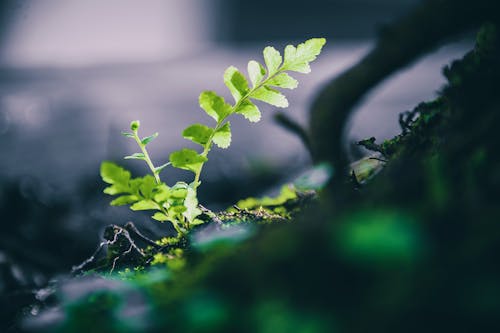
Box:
182, 124, 214, 146
154, 162, 170, 175
121, 132, 135, 138
141, 132, 158, 145
251, 86, 289, 108
153, 184, 171, 202
139, 175, 157, 199
283, 38, 326, 73
170, 182, 189, 199
110, 195, 139, 206
263, 46, 282, 75
235, 100, 261, 122
184, 186, 202, 223
199, 91, 232, 122
224, 66, 249, 102
130, 199, 160, 211
247, 60, 266, 87
101, 162, 131, 194
169, 148, 208, 173
213, 122, 231, 149
267, 72, 298, 89
124, 153, 146, 160
152, 212, 169, 222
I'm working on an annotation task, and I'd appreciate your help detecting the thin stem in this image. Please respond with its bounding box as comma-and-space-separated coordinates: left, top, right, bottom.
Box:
132, 131, 161, 184
192, 68, 285, 191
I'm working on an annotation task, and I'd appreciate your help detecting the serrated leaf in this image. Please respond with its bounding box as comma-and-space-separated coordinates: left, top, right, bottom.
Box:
169, 149, 207, 173
141, 132, 158, 145
235, 100, 261, 122
152, 212, 168, 222
154, 162, 170, 175
199, 91, 232, 122
124, 153, 146, 160
224, 66, 249, 102
130, 199, 160, 211
283, 38, 326, 73
213, 122, 231, 149
110, 195, 139, 206
121, 132, 135, 138
267, 72, 298, 89
184, 186, 202, 223
182, 124, 214, 146
100, 162, 131, 194
263, 46, 282, 75
251, 86, 289, 108
247, 60, 266, 87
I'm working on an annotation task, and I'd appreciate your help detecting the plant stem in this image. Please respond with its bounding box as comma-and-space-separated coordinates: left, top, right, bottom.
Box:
192, 69, 285, 191
133, 132, 161, 184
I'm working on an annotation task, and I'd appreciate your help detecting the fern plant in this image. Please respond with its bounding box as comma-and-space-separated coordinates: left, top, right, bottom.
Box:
101, 38, 326, 236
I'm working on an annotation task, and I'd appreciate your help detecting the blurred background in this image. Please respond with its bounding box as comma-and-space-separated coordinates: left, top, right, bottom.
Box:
0, 0, 473, 293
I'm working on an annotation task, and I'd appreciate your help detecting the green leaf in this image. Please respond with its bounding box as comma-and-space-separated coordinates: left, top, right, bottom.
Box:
235, 100, 261, 122
184, 186, 202, 223
153, 184, 171, 202
213, 122, 231, 149
139, 175, 156, 199
182, 124, 214, 146
199, 91, 232, 122
152, 212, 169, 222
110, 195, 139, 206
247, 60, 266, 87
130, 199, 159, 211
141, 132, 158, 145
263, 46, 282, 75
100, 162, 131, 194
168, 205, 187, 215
154, 162, 170, 175
224, 66, 249, 102
251, 86, 289, 108
169, 149, 207, 173
267, 72, 298, 89
121, 132, 134, 138
124, 153, 146, 160
283, 38, 326, 73
170, 182, 188, 199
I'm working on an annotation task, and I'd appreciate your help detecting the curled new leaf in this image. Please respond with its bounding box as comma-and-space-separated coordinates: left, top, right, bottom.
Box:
141, 133, 158, 145
169, 148, 208, 173
124, 153, 146, 160
182, 124, 214, 146
213, 122, 231, 149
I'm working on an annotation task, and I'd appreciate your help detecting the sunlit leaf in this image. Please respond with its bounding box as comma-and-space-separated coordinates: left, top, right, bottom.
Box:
251, 86, 289, 108
199, 91, 232, 122
213, 122, 231, 149
182, 124, 214, 146
169, 149, 208, 173
224, 66, 249, 102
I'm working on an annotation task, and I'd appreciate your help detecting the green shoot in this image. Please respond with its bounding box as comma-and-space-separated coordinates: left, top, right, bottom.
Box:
101, 38, 326, 236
